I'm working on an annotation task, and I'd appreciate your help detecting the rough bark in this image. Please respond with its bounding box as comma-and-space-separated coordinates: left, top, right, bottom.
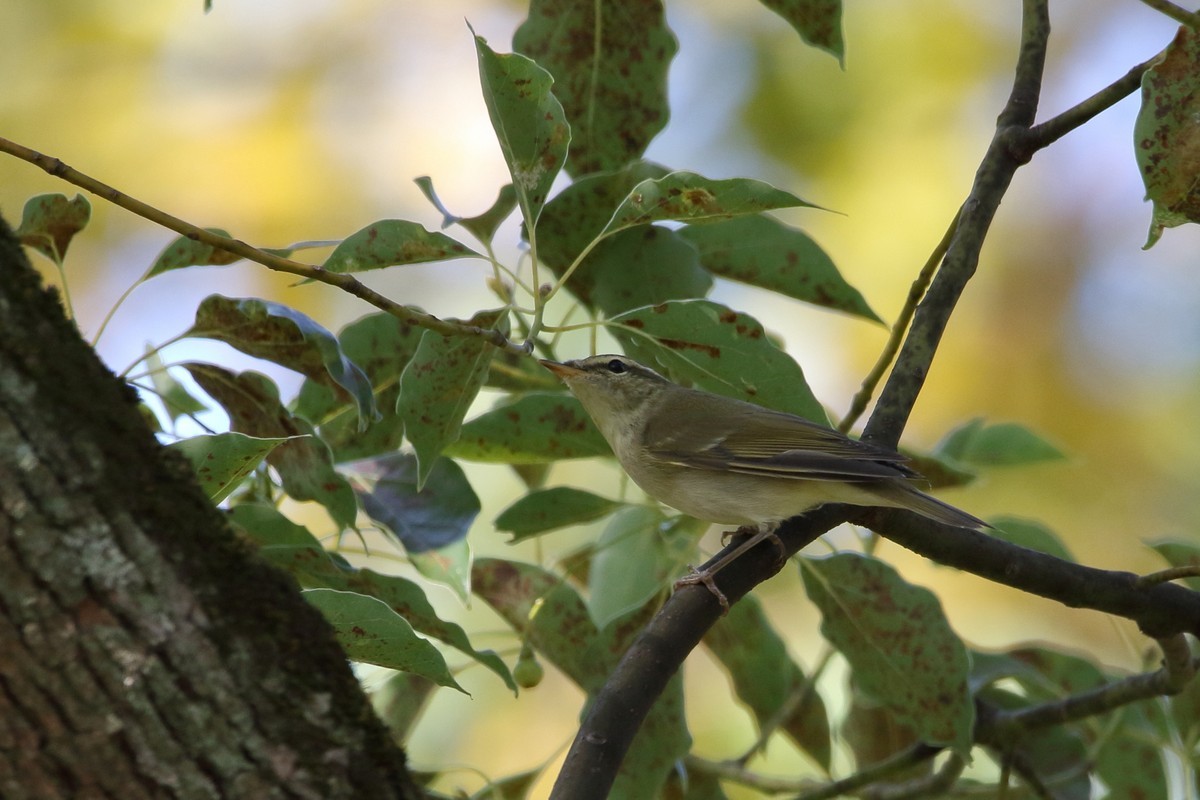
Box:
0, 215, 422, 800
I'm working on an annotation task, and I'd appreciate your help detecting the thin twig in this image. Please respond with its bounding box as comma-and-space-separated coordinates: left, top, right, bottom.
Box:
838, 206, 961, 433
1138, 0, 1200, 27
0, 136, 524, 355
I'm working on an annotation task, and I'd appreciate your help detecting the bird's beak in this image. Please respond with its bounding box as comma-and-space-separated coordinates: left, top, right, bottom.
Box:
539, 359, 584, 379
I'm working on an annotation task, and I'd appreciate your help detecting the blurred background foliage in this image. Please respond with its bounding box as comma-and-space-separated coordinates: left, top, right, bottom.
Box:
3, 0, 1199, 794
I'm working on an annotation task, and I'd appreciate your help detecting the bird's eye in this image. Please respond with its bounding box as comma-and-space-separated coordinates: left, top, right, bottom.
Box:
606, 359, 627, 374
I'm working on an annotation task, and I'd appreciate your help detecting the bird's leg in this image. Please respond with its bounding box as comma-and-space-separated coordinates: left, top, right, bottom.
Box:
674, 523, 787, 611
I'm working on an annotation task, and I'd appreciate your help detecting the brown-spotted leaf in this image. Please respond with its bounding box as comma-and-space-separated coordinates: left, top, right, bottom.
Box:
396, 308, 507, 488
184, 363, 357, 529
1136, 26, 1200, 248
187, 295, 377, 428
757, 0, 845, 65
14, 193, 91, 265
513, 0, 676, 176
323, 219, 483, 273
473, 30, 569, 229
443, 392, 611, 464
802, 553, 974, 755
610, 299, 826, 422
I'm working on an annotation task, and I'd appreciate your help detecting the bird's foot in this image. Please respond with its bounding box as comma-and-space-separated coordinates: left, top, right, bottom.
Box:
674, 567, 730, 613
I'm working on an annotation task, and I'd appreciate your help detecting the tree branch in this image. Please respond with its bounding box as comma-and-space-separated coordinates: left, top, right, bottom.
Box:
0, 136, 523, 355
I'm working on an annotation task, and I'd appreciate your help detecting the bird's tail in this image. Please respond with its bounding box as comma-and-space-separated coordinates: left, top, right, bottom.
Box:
869, 481, 989, 530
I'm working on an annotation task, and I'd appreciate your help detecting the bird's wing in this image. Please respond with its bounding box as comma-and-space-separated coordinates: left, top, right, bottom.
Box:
641, 390, 915, 483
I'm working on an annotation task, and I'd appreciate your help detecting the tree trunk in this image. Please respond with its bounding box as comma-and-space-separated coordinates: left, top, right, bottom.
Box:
0, 215, 422, 800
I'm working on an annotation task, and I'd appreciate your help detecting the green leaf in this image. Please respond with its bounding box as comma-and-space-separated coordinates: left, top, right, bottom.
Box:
14, 193, 91, 264
513, 0, 676, 176
536, 161, 672, 306
322, 219, 483, 273
472, 558, 607, 690
599, 172, 819, 239
472, 30, 569, 229
756, 0, 845, 65
679, 215, 879, 322
184, 364, 357, 529
144, 347, 208, 423
232, 504, 513, 690
583, 226, 712, 317
935, 418, 1066, 467
294, 311, 425, 462
396, 308, 506, 487
610, 299, 827, 422
588, 506, 672, 628
704, 594, 831, 769
169, 432, 291, 503
989, 516, 1074, 562
187, 295, 378, 429
1135, 26, 1200, 248
495, 487, 623, 540
610, 673, 689, 800
144, 228, 241, 277
1095, 706, 1169, 800
443, 392, 611, 464
802, 553, 974, 754
303, 588, 465, 692
415, 176, 518, 244
1148, 538, 1200, 591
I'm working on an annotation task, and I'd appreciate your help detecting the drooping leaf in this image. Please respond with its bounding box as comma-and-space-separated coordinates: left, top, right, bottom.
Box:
184, 364, 357, 529
513, 0, 676, 176
472, 30, 569, 229
169, 432, 291, 503
144, 228, 241, 277
14, 193, 91, 264
756, 0, 845, 65
443, 392, 611, 464
802, 553, 974, 754
322, 219, 483, 273
187, 295, 378, 428
144, 347, 208, 423
583, 226, 712, 317
610, 299, 827, 422
303, 588, 465, 692
598, 172, 819, 238
936, 418, 1066, 467
495, 487, 623, 540
989, 516, 1074, 562
345, 452, 479, 554
472, 557, 607, 690
232, 503, 512, 689
1135, 26, 1200, 248
416, 176, 518, 244
679, 214, 879, 322
396, 308, 506, 487
704, 593, 832, 769
294, 312, 425, 462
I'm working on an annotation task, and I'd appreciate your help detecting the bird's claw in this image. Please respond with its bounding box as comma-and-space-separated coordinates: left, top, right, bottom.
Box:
674, 567, 730, 613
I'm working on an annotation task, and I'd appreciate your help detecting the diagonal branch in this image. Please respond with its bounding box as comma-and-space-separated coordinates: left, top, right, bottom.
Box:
0, 136, 523, 355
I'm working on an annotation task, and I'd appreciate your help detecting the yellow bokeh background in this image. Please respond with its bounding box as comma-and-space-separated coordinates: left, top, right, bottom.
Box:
4, 1, 1199, 795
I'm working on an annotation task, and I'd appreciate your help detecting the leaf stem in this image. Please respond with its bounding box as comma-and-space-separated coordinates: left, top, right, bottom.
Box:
0, 135, 526, 356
